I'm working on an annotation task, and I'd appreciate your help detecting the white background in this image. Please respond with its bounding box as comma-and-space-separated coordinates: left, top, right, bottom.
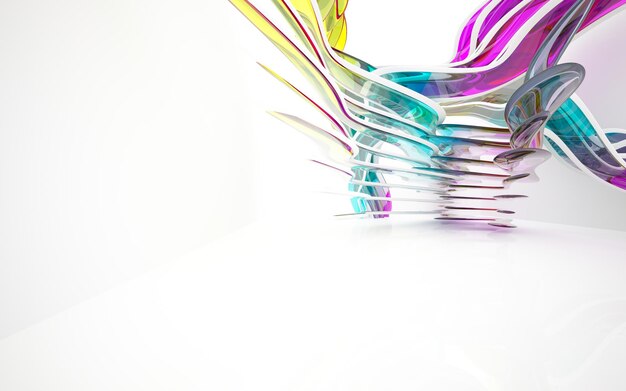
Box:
1, 0, 626, 382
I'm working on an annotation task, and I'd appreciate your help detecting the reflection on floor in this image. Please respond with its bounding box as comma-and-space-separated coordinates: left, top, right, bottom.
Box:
2, 217, 626, 391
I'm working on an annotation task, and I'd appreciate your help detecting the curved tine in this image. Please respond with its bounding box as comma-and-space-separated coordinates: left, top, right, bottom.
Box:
526, 0, 593, 80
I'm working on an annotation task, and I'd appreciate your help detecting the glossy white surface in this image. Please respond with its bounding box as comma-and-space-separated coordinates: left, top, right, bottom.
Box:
2, 217, 626, 390
3, 1, 626, 388
2, 0, 626, 344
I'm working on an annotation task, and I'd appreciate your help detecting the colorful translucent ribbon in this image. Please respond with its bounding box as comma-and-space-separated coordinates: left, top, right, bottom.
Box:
230, 0, 626, 227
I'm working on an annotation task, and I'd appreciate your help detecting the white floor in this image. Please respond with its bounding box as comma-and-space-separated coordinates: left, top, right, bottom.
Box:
2, 217, 626, 391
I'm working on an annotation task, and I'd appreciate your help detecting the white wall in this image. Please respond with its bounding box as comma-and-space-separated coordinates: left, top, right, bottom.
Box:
0, 0, 258, 337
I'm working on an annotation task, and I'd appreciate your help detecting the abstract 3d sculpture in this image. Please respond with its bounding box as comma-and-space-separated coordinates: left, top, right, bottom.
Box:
230, 0, 626, 228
